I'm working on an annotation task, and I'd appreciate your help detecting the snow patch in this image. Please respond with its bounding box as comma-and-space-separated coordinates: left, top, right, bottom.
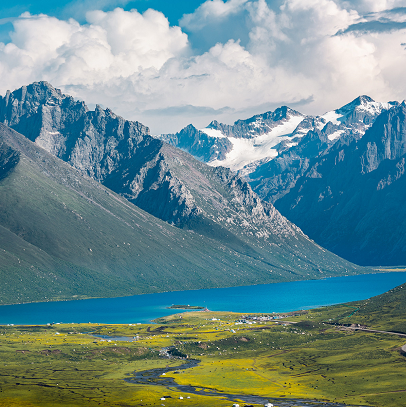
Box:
321, 111, 343, 126
284, 141, 299, 148
201, 128, 226, 138
328, 129, 345, 141
208, 115, 304, 171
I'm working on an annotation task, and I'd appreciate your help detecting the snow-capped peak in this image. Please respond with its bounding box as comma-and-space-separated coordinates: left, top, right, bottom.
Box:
319, 95, 394, 130
208, 113, 305, 171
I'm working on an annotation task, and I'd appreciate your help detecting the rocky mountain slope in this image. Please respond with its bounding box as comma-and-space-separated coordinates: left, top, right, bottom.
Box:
275, 103, 406, 266
0, 83, 366, 304
0, 82, 298, 233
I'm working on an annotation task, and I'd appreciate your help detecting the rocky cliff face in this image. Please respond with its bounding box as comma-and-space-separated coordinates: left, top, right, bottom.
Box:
359, 105, 406, 173
159, 124, 233, 163
275, 103, 406, 266
0, 82, 150, 179
0, 82, 201, 225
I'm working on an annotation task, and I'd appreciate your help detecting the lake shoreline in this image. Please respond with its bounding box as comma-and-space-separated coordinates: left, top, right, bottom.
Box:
2, 269, 400, 308
1, 271, 406, 325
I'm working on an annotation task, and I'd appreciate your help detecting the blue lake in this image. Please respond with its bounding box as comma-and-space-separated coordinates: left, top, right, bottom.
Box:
1, 271, 406, 325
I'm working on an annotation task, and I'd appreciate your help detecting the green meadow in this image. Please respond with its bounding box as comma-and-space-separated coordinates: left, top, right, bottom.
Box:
1, 286, 406, 407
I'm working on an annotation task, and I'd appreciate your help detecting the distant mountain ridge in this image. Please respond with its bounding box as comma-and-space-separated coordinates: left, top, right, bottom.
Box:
158, 106, 306, 172
0, 82, 365, 304
157, 96, 396, 203
207, 106, 303, 139
249, 96, 398, 203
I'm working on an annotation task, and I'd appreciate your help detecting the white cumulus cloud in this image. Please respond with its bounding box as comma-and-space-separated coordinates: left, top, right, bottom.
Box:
0, 8, 188, 90
341, 0, 406, 13
0, 1, 405, 134
180, 0, 249, 30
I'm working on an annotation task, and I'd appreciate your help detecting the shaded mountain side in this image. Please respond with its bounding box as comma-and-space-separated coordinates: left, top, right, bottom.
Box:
248, 127, 331, 203
0, 139, 20, 181
275, 104, 406, 266
0, 123, 366, 305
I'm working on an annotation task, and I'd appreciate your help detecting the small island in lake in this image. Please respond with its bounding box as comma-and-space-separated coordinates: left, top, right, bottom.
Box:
167, 304, 205, 310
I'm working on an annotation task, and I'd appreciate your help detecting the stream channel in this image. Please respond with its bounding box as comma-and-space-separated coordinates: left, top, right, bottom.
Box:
124, 354, 367, 407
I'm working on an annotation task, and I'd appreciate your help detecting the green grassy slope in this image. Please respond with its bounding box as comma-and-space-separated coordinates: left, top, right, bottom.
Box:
0, 125, 293, 304
315, 281, 406, 333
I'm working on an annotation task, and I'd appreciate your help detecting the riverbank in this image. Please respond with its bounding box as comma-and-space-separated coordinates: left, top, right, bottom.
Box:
125, 356, 366, 407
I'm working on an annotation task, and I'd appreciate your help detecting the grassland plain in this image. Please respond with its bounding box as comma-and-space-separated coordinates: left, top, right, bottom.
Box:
1, 287, 406, 407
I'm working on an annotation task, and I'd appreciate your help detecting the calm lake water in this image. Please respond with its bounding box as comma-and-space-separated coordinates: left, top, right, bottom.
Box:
1, 271, 406, 325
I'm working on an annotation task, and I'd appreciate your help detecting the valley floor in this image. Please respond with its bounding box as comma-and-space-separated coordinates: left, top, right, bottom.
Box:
0, 305, 405, 407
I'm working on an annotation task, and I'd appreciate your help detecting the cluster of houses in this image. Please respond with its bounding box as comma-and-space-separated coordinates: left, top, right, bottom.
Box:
235, 314, 282, 324
236, 312, 305, 323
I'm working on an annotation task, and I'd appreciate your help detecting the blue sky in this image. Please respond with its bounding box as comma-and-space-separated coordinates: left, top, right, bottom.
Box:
0, 0, 405, 133
0, 0, 206, 43
0, 0, 206, 24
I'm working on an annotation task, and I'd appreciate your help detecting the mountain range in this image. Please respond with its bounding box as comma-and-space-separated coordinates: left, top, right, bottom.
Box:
276, 103, 406, 266
0, 82, 364, 305
158, 96, 406, 266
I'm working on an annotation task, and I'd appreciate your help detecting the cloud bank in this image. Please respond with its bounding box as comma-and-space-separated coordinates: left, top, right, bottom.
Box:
0, 0, 405, 133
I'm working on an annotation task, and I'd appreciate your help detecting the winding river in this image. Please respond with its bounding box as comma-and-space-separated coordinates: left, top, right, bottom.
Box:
125, 358, 367, 407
